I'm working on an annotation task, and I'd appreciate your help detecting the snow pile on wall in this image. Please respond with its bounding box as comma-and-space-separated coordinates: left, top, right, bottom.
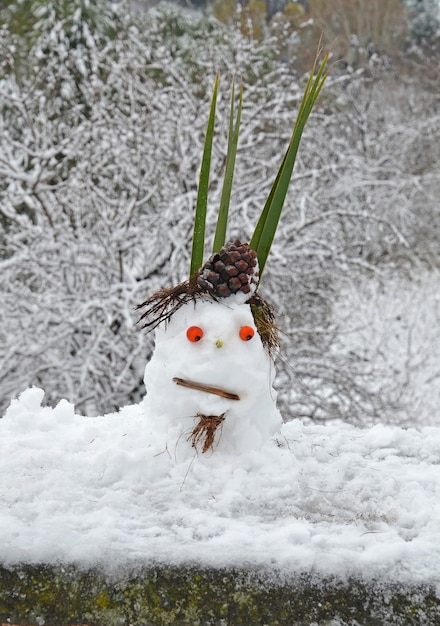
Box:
1, 387, 440, 587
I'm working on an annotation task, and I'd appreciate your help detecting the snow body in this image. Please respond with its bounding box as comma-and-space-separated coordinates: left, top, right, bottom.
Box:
142, 297, 281, 456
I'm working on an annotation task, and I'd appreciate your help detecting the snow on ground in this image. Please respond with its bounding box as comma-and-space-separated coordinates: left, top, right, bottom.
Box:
1, 386, 440, 587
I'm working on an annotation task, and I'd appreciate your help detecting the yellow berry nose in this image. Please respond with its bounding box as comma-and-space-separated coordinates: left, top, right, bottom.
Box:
215, 340, 224, 349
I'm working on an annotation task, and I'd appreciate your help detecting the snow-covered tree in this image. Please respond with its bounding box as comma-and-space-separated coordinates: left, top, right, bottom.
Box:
404, 0, 440, 47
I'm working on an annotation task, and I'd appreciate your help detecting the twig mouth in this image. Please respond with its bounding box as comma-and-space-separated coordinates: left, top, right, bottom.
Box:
173, 377, 240, 401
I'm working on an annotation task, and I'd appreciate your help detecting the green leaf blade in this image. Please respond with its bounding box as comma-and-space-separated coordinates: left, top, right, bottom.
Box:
190, 75, 219, 278
212, 80, 243, 253
251, 52, 329, 278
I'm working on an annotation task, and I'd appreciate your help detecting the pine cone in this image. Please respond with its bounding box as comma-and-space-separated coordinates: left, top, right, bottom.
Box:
197, 240, 259, 298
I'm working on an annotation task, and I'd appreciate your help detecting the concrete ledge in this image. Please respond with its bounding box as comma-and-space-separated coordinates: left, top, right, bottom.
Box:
1, 564, 439, 625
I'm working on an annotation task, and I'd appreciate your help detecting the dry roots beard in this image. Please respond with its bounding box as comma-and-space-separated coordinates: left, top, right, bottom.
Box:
188, 413, 225, 453
136, 278, 279, 355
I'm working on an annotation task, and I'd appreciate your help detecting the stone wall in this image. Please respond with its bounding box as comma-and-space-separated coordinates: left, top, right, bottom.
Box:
1, 564, 439, 625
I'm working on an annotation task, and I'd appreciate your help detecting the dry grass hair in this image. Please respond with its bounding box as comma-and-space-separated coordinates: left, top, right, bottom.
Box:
136, 278, 279, 355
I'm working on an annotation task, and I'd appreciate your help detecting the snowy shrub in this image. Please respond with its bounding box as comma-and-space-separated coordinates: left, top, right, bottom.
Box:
332, 270, 440, 426
1, 0, 439, 425
257, 71, 440, 423
0, 0, 298, 415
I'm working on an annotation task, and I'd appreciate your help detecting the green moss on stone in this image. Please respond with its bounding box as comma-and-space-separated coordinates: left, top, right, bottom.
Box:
0, 564, 439, 625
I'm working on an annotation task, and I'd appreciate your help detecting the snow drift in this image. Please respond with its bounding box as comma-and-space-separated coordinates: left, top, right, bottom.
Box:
1, 386, 440, 588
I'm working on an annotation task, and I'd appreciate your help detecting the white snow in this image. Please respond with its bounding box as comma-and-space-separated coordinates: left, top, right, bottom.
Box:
1, 385, 440, 586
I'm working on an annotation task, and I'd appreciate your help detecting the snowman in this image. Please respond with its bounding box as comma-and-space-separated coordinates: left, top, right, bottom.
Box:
137, 240, 281, 457
136, 60, 327, 457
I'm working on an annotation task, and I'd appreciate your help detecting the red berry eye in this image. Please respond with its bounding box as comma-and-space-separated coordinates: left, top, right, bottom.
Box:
239, 325, 255, 341
186, 326, 204, 342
